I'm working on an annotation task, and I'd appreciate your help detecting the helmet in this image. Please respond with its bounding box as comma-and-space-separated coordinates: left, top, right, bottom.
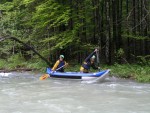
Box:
91, 55, 96, 59
60, 55, 64, 59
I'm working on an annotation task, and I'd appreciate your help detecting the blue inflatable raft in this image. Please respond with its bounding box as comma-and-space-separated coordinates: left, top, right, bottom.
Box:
46, 68, 110, 82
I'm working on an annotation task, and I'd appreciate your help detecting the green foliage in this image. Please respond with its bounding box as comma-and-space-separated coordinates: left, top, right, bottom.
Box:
7, 53, 26, 69
134, 66, 150, 83
115, 48, 125, 58
107, 63, 134, 78
0, 54, 47, 71
105, 64, 150, 83
31, 1, 70, 33
0, 54, 26, 69
64, 64, 80, 72
0, 59, 7, 69
137, 55, 150, 65
122, 34, 149, 40
0, 2, 13, 11
26, 59, 47, 72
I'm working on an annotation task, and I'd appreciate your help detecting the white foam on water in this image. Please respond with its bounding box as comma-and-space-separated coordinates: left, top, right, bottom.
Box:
0, 72, 12, 77
107, 83, 118, 88
0, 72, 150, 113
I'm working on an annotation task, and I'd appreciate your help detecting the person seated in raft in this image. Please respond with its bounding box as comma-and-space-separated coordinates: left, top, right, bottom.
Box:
52, 55, 68, 72
80, 49, 100, 73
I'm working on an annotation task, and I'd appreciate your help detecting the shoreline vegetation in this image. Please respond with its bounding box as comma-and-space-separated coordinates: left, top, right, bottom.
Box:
0, 59, 149, 83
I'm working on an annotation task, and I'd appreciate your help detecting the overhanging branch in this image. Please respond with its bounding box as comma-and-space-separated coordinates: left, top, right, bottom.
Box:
0, 35, 51, 67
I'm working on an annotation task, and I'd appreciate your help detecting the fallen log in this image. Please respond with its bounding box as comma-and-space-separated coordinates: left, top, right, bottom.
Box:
0, 34, 51, 67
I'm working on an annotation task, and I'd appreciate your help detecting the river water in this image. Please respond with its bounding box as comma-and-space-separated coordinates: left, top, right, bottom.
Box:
0, 72, 150, 113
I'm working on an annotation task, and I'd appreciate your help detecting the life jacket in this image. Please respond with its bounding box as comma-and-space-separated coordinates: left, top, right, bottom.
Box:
82, 60, 95, 70
57, 60, 65, 72
80, 66, 89, 73
82, 61, 91, 70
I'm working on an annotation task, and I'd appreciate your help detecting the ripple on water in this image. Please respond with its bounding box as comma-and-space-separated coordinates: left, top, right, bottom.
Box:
0, 72, 150, 113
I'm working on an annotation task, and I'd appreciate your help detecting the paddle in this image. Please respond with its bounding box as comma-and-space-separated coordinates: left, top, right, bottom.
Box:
39, 64, 66, 80
96, 49, 100, 71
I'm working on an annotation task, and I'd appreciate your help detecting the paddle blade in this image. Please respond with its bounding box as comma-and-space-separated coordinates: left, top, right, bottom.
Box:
39, 74, 49, 80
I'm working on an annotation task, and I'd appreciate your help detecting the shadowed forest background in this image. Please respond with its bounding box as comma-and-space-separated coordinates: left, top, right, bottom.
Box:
0, 0, 150, 68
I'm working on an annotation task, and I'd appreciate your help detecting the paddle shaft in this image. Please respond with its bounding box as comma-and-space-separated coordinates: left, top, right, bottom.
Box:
54, 64, 66, 72
39, 64, 66, 80
96, 50, 100, 71
96, 50, 99, 64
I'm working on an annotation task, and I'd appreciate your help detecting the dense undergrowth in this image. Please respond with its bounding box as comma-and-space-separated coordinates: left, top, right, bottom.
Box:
0, 54, 47, 71
103, 64, 150, 83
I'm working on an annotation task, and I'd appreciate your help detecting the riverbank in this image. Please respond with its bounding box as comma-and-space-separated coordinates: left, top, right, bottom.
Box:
0, 59, 150, 83
65, 64, 150, 83
103, 64, 150, 83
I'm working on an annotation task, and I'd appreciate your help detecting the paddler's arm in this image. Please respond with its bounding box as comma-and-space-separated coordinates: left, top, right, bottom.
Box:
91, 62, 100, 70
52, 60, 60, 71
64, 61, 68, 67
84, 49, 98, 62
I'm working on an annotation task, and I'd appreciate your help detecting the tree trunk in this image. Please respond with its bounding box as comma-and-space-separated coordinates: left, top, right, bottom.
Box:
105, 0, 111, 64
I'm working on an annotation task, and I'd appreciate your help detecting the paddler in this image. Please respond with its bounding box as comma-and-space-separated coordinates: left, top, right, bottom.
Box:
52, 55, 68, 72
80, 49, 100, 73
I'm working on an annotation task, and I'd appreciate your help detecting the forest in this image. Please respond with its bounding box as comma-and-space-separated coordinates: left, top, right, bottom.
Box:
0, 0, 150, 82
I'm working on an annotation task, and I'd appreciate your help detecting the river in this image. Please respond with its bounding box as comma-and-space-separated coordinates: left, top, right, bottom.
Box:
0, 72, 150, 113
